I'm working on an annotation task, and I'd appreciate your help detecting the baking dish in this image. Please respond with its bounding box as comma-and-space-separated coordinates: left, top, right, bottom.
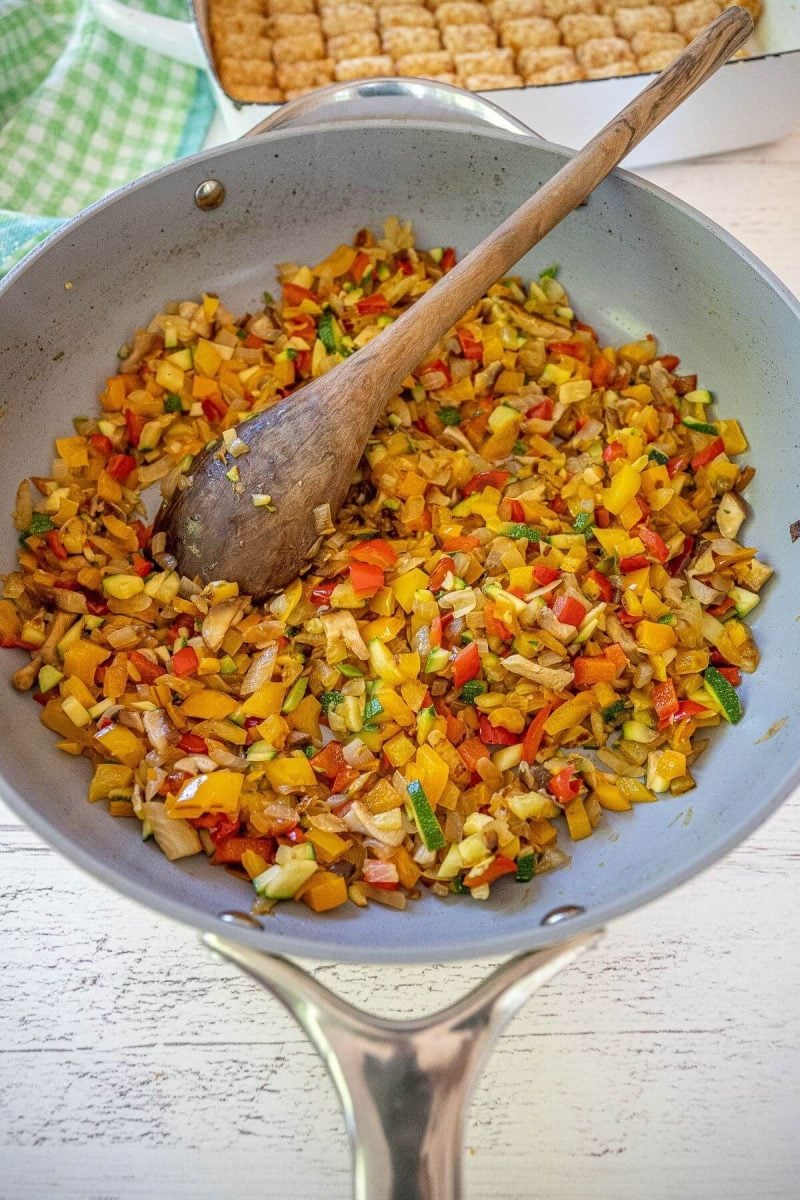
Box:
91, 0, 800, 164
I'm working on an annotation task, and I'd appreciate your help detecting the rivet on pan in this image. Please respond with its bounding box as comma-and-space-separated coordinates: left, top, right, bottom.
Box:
194, 179, 226, 210
541, 904, 585, 926
219, 910, 264, 929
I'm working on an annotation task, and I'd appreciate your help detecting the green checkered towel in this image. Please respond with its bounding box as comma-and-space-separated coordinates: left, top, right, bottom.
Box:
0, 0, 214, 275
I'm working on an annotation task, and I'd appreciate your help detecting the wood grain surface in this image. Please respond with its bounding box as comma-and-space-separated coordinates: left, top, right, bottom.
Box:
1, 126, 799, 1200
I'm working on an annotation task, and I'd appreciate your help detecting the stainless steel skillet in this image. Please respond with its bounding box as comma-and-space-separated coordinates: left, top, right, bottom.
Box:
1, 81, 798, 1200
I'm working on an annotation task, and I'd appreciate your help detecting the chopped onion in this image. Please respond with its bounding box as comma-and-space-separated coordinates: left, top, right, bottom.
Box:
241, 645, 277, 695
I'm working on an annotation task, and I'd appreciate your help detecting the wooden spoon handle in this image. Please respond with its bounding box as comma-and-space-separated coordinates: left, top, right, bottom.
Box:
342, 7, 752, 417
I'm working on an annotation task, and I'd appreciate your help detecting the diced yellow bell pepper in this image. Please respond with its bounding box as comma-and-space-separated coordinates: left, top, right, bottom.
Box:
155, 359, 184, 393
717, 419, 748, 456
392, 568, 430, 614
306, 828, 350, 863
241, 849, 270, 880
368, 638, 405, 685
397, 651, 421, 680
181, 690, 240, 719
641, 588, 669, 619
314, 243, 357, 277
621, 384, 653, 404
363, 615, 405, 641
88, 764, 134, 803
618, 498, 644, 530
674, 649, 710, 674
257, 714, 289, 747
286, 693, 321, 739
370, 587, 397, 617
528, 818, 558, 848
62, 640, 110, 689
390, 845, 422, 889
640, 464, 671, 499
301, 871, 349, 912
93, 722, 146, 766
592, 776, 631, 811
619, 339, 657, 365
166, 769, 244, 819
617, 536, 645, 559
61, 675, 96, 710
564, 796, 593, 840
616, 777, 657, 803
400, 679, 429, 712
636, 621, 677, 652
55, 436, 90, 469
375, 684, 415, 727
604, 463, 642, 515
330, 578, 368, 610
594, 527, 629, 556
544, 693, 593, 736
508, 565, 534, 592
383, 731, 416, 768
193, 339, 222, 378
623, 566, 650, 598
263, 754, 316, 790
407, 743, 449, 805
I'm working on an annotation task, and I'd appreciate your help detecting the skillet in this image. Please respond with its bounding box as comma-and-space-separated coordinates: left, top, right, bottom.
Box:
1, 81, 798, 1200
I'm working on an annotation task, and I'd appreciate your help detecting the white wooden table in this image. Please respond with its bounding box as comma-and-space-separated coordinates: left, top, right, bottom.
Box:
1, 129, 799, 1200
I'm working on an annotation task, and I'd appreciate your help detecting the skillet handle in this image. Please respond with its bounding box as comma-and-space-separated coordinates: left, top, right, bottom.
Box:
89, 0, 208, 69
204, 928, 601, 1200
241, 78, 543, 141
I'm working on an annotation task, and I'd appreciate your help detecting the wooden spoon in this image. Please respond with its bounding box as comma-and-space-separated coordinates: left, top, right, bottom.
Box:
157, 8, 752, 598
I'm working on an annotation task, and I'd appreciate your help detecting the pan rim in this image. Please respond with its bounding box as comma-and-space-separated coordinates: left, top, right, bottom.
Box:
1, 119, 798, 964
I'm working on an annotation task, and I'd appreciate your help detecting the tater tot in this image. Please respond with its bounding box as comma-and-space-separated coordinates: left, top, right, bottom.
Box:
637, 47, 682, 67
541, 0, 595, 19
613, 5, 672, 35
395, 50, 455, 73
380, 4, 436, 25
524, 62, 585, 81
517, 43, 578, 72
276, 57, 335, 88
501, 16, 560, 47
559, 13, 615, 44
327, 31, 382, 59
461, 72, 524, 87
442, 23, 498, 51
213, 32, 273, 58
321, 4, 378, 35
672, 0, 721, 31
273, 31, 325, 61
631, 28, 684, 52
575, 35, 634, 66
382, 26, 442, 54
334, 53, 394, 78
265, 0, 314, 12
455, 47, 516, 73
266, 13, 321, 38
219, 55, 277, 84
435, 2, 490, 25
490, 0, 545, 20
221, 82, 285, 101
585, 60, 638, 75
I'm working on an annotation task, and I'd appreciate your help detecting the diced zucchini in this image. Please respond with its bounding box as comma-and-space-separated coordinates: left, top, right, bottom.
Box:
424, 647, 450, 674
682, 416, 718, 435
728, 585, 760, 618
406, 779, 446, 851
275, 842, 316, 865
37, 665, 63, 693
703, 666, 742, 724
515, 851, 536, 882
252, 859, 318, 900
622, 719, 658, 744
246, 740, 278, 761
684, 389, 712, 406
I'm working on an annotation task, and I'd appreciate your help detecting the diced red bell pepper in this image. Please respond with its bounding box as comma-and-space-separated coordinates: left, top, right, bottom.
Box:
457, 327, 483, 360
457, 736, 489, 771
527, 397, 554, 420
548, 765, 582, 804
332, 766, 360, 794
575, 321, 597, 338
311, 741, 346, 778
349, 537, 398, 569
0, 637, 39, 650
617, 611, 642, 626
508, 499, 526, 523
310, 579, 338, 606
590, 356, 615, 388
356, 293, 390, 316
652, 679, 679, 721
656, 354, 681, 372
212, 836, 274, 866
129, 650, 165, 683
669, 534, 695, 577
674, 699, 709, 721
427, 357, 452, 386
462, 469, 511, 497
130, 520, 151, 550
350, 561, 384, 595
708, 596, 735, 618
441, 247, 456, 272
586, 568, 613, 602
89, 433, 113, 456
132, 553, 153, 578
691, 436, 725, 473
281, 827, 307, 845
396, 256, 414, 276
667, 454, 689, 479
452, 641, 480, 688
619, 554, 650, 574
201, 395, 227, 423
595, 506, 611, 528
107, 453, 137, 481
124, 408, 146, 447
533, 563, 561, 587
86, 595, 109, 616
351, 252, 372, 284
521, 703, 552, 764
464, 854, 517, 889
172, 645, 199, 677
45, 530, 67, 561
295, 349, 312, 376
242, 333, 265, 349
178, 732, 208, 755
479, 715, 519, 746
413, 417, 429, 435
639, 526, 669, 563
441, 535, 480, 552
717, 665, 742, 687
282, 281, 316, 307
549, 341, 587, 362
552, 594, 587, 627
602, 441, 627, 463
428, 555, 455, 593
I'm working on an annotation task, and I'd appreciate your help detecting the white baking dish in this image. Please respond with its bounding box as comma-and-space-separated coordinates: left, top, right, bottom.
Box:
93, 0, 800, 164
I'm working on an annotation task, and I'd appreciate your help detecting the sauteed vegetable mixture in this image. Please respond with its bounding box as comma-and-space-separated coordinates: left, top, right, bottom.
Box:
2, 220, 771, 914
